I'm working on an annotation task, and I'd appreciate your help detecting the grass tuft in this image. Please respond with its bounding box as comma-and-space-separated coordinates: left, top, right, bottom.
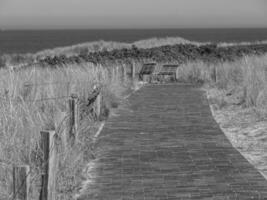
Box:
0, 61, 139, 199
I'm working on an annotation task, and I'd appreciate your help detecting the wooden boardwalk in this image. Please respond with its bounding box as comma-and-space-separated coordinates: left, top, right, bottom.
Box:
81, 84, 267, 200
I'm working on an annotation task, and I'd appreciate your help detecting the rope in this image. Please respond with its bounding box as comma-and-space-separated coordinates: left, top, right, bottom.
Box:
0, 95, 72, 103
0, 83, 102, 103
0, 87, 101, 103
22, 80, 93, 87
28, 96, 71, 102
23, 81, 70, 87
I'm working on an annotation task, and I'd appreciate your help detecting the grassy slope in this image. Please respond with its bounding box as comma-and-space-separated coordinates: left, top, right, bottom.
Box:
0, 37, 194, 67
1, 36, 267, 199
0, 61, 142, 199
177, 55, 267, 178
2, 36, 267, 68
36, 43, 267, 68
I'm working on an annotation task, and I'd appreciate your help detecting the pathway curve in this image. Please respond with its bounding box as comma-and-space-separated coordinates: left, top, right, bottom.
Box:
81, 84, 267, 200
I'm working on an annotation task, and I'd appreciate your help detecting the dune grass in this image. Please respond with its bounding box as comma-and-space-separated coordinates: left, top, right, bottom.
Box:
2, 36, 267, 68
0, 36, 200, 67
177, 54, 267, 178
0, 61, 140, 199
178, 54, 267, 116
1, 35, 267, 199
35, 37, 198, 58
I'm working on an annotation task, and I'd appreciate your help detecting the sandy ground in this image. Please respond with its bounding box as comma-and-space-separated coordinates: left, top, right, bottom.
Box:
206, 88, 267, 179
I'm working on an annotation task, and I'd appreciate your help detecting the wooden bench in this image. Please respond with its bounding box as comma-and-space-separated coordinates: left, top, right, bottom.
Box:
157, 64, 179, 82
139, 63, 157, 82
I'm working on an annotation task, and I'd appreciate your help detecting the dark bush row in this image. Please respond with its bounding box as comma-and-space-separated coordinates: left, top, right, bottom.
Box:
38, 43, 267, 66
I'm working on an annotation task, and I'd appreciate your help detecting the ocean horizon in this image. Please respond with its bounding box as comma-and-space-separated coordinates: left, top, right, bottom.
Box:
1, 28, 267, 54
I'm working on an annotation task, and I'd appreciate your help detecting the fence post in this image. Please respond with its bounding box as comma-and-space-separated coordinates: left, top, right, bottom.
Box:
116, 66, 119, 81
13, 165, 30, 200
95, 92, 101, 119
40, 130, 58, 200
68, 94, 78, 145
213, 65, 217, 83
121, 65, 127, 82
131, 62, 136, 79
112, 67, 116, 82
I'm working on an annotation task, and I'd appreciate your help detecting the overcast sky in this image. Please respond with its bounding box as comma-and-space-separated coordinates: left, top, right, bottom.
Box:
0, 0, 267, 29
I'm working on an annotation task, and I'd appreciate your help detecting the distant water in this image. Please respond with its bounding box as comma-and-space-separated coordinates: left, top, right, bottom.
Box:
1, 29, 267, 54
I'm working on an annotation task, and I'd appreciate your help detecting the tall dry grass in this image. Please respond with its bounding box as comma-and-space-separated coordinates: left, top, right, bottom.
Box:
1, 40, 267, 199
0, 62, 136, 199
177, 54, 267, 117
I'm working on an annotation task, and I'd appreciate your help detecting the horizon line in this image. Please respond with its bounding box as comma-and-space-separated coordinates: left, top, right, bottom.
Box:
1, 27, 267, 31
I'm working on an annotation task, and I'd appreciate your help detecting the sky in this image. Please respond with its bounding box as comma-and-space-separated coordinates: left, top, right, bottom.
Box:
0, 0, 267, 29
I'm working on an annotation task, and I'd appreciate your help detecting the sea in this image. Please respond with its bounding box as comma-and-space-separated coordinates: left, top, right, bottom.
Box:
1, 29, 267, 54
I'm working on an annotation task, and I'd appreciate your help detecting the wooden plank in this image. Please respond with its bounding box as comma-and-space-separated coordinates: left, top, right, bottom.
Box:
40, 130, 58, 200
13, 165, 30, 200
87, 84, 267, 199
158, 65, 179, 75
69, 94, 79, 144
140, 63, 156, 75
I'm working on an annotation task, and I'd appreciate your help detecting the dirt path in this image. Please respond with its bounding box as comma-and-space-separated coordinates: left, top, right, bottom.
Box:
79, 84, 267, 200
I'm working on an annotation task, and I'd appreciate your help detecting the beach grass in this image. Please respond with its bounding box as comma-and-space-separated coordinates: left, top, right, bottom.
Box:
0, 61, 138, 199
177, 54, 267, 178
0, 37, 195, 67
178, 54, 267, 114
1, 36, 267, 199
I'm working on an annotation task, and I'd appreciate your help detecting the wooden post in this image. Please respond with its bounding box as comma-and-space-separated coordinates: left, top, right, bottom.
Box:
213, 65, 217, 83
215, 66, 217, 83
176, 67, 179, 81
55, 111, 68, 152
95, 92, 101, 119
13, 165, 30, 200
116, 66, 119, 81
121, 65, 125, 82
112, 68, 116, 82
123, 65, 127, 82
40, 130, 58, 200
68, 94, 78, 144
98, 64, 104, 82
131, 62, 136, 79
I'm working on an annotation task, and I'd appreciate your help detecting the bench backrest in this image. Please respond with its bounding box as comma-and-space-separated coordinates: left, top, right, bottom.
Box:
139, 63, 157, 75
158, 64, 179, 75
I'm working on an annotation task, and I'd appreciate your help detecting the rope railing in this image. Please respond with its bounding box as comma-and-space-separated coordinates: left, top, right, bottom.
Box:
0, 80, 102, 95
0, 95, 72, 103
0, 83, 103, 103
0, 94, 100, 103
22, 80, 95, 87
23, 81, 71, 87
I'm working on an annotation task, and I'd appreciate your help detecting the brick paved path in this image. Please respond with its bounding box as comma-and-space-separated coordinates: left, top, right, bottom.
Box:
82, 84, 267, 200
